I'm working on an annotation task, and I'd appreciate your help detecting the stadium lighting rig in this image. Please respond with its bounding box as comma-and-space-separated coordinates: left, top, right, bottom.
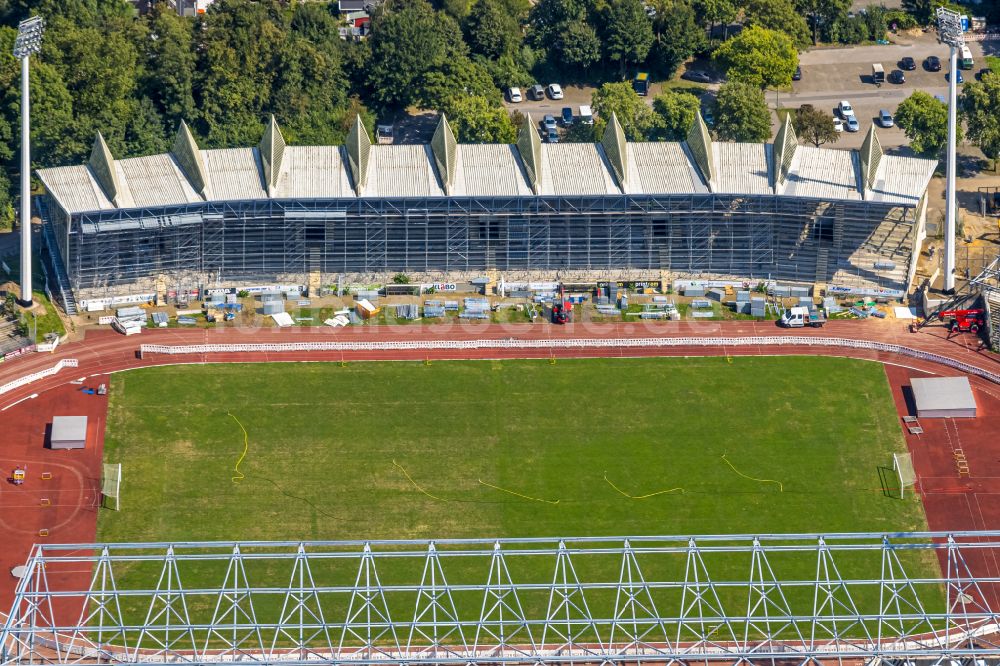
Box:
936, 7, 963, 294
12, 15, 44, 307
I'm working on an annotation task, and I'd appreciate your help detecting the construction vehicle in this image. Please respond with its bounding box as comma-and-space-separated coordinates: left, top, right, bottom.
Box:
551, 302, 571, 324
633, 72, 650, 96
779, 306, 826, 328
937, 308, 985, 334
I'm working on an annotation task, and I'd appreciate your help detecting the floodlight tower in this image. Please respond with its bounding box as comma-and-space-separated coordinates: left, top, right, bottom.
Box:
936, 7, 963, 294
12, 16, 44, 307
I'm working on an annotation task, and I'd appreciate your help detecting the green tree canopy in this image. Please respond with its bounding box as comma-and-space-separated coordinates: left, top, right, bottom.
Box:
960, 74, 1000, 168
651, 89, 701, 140
713, 82, 772, 142
743, 0, 811, 49
366, 0, 468, 110
648, 0, 705, 79
591, 81, 658, 140
692, 0, 737, 31
444, 96, 518, 143
713, 25, 798, 89
143, 4, 196, 130
895, 90, 961, 156
792, 106, 839, 148
558, 19, 601, 70
602, 0, 655, 74
794, 0, 850, 44
464, 0, 520, 59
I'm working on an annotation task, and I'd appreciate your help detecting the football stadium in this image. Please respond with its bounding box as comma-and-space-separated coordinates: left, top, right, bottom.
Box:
35, 112, 935, 310
2, 326, 1000, 666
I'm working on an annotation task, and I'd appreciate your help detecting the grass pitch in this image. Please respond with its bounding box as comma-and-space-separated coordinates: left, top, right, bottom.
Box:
98, 356, 940, 635
101, 356, 926, 542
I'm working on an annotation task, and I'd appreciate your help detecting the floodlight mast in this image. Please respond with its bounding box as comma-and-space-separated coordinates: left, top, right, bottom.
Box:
12, 16, 44, 308
936, 7, 963, 294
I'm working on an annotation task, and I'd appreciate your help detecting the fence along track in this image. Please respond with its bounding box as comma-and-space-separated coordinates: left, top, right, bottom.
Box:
138, 337, 1000, 385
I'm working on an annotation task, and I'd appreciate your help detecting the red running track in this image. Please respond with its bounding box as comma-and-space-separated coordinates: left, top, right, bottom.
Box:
0, 318, 998, 616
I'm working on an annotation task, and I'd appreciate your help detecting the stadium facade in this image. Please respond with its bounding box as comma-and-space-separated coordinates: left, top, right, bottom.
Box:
35, 112, 936, 307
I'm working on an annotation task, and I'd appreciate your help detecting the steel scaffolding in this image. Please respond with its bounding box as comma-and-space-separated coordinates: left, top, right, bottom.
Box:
4, 532, 1000, 666
43, 193, 918, 297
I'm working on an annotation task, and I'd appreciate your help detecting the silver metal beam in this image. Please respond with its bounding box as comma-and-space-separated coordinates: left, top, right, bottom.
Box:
4, 533, 1000, 665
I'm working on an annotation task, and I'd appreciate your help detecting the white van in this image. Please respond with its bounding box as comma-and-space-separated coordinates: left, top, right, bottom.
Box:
960, 45, 974, 70
578, 104, 594, 125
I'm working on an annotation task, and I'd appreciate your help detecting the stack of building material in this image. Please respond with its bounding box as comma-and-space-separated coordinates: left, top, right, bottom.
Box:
707, 288, 727, 302
751, 297, 767, 317
393, 304, 420, 320
151, 312, 168, 327
444, 300, 460, 311
355, 299, 380, 319
424, 304, 446, 318
684, 285, 705, 297
262, 300, 284, 315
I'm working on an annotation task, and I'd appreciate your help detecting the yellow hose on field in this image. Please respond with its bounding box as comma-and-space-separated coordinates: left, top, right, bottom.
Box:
721, 454, 783, 492
603, 473, 684, 499
393, 459, 449, 502
478, 479, 560, 505
228, 412, 249, 485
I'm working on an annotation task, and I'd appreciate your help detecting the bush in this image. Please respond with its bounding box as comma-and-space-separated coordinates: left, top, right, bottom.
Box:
885, 10, 917, 31
237, 290, 250, 298
392, 273, 410, 284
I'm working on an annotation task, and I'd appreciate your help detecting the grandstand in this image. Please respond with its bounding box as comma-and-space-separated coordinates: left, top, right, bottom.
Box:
35, 112, 936, 305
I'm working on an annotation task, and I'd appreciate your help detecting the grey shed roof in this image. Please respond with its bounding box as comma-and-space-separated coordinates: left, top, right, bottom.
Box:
36, 115, 938, 215
51, 415, 88, 442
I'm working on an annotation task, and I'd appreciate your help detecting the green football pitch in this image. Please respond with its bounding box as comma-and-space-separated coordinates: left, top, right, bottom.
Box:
97, 355, 940, 631
100, 355, 927, 543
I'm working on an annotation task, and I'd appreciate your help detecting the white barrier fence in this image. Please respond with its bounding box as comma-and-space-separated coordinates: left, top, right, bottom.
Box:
140, 337, 1000, 385
0, 358, 79, 396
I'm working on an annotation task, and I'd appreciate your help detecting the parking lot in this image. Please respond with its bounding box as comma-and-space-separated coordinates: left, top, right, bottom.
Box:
498, 30, 997, 151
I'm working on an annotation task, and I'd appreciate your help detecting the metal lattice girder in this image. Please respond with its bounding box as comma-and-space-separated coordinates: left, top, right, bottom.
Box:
5, 533, 1000, 665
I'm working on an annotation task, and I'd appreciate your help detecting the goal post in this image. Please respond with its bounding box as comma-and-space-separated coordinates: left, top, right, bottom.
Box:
893, 452, 916, 499
101, 463, 121, 511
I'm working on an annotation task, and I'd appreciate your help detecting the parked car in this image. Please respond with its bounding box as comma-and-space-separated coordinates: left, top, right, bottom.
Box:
681, 70, 712, 83
578, 104, 594, 125
545, 128, 559, 143
507, 87, 523, 103
702, 108, 715, 127
925, 56, 941, 71
845, 116, 860, 132
832, 117, 844, 132
888, 69, 905, 84
528, 84, 545, 101
792, 65, 801, 81
900, 56, 916, 71
546, 83, 564, 100
878, 109, 894, 128
946, 70, 964, 84
560, 107, 574, 126
838, 100, 855, 118
541, 115, 558, 132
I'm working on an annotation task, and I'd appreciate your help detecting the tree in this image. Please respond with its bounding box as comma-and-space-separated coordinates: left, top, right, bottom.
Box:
651, 89, 701, 140
960, 74, 1000, 170
464, 0, 520, 59
794, 0, 850, 44
421, 56, 500, 111
792, 106, 839, 147
529, 0, 587, 48
692, 0, 737, 35
365, 0, 468, 110
591, 82, 658, 140
647, 0, 705, 79
142, 4, 196, 129
713, 26, 798, 90
558, 19, 601, 70
445, 96, 518, 143
602, 0, 655, 75
744, 0, 811, 49
895, 90, 961, 156
713, 82, 772, 142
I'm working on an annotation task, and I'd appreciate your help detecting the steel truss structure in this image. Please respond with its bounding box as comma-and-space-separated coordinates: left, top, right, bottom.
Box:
5, 532, 1000, 666
41, 193, 918, 297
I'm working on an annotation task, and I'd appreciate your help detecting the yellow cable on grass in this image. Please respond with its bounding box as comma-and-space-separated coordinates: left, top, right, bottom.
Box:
228, 412, 249, 484
393, 459, 450, 502
721, 454, 783, 492
478, 479, 560, 505
604, 473, 684, 499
